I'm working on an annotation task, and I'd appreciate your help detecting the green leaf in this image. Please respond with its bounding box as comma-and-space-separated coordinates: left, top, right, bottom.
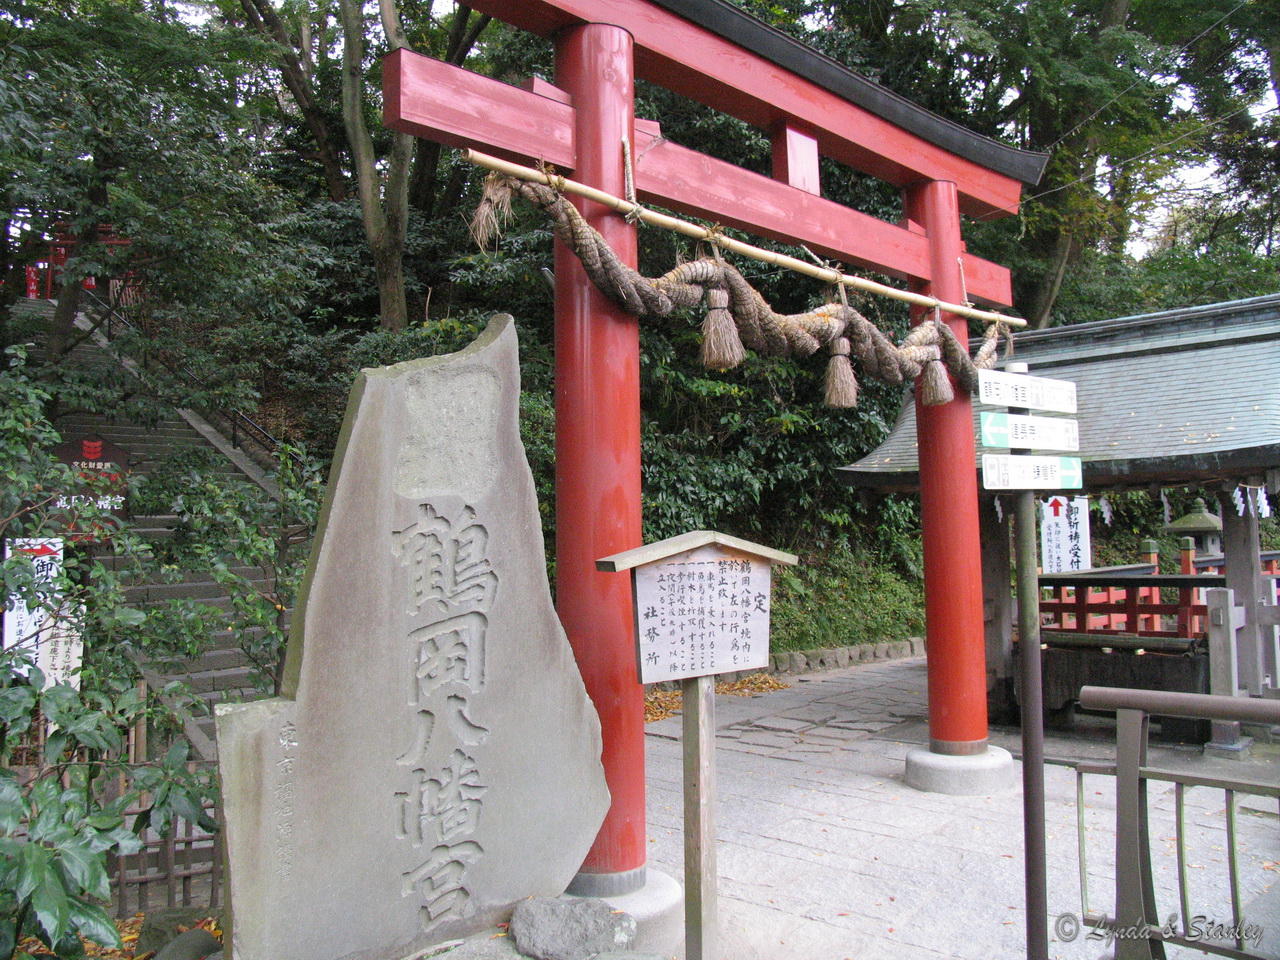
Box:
164, 738, 189, 768
56, 841, 110, 901
0, 771, 26, 833
67, 898, 121, 949
19, 843, 69, 944
0, 684, 37, 723
84, 812, 123, 832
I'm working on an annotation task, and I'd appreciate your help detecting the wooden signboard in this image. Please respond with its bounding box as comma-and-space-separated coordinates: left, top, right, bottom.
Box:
51, 434, 131, 536
631, 543, 774, 683
598, 530, 796, 960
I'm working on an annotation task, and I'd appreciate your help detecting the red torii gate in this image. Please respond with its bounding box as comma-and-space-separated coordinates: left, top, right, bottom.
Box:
383, 0, 1044, 905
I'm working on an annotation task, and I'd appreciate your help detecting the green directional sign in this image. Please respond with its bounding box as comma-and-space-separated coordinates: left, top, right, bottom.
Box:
1058, 457, 1083, 489
979, 412, 1079, 451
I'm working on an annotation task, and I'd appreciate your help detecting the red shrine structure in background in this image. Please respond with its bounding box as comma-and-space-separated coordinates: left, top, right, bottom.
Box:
383, 0, 1047, 900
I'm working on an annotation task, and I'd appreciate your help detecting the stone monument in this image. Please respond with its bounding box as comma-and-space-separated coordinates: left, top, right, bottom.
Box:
216, 315, 610, 960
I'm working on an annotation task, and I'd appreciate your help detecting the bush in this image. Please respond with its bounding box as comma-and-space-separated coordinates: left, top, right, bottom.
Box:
770, 542, 925, 652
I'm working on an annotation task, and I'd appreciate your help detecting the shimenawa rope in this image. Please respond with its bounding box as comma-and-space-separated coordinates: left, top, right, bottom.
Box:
470, 173, 1010, 409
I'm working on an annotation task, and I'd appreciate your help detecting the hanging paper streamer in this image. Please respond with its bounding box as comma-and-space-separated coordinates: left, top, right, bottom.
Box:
1257, 487, 1272, 519
994, 496, 1003, 524
1233, 486, 1247, 517
1099, 495, 1113, 525
1161, 490, 1172, 526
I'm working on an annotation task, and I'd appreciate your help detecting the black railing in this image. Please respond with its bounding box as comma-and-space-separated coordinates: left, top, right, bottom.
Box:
79, 288, 299, 470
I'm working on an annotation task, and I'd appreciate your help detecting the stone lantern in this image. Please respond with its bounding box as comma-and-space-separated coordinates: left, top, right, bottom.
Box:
1163, 497, 1223, 557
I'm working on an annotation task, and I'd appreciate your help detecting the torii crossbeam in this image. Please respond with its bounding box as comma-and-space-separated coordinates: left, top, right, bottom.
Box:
383, 0, 1045, 915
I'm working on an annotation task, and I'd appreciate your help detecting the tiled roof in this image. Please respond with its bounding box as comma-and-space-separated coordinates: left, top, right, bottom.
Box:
840, 294, 1280, 492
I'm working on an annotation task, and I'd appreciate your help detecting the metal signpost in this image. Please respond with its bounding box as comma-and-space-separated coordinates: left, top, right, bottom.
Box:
979, 364, 1080, 960
598, 531, 796, 960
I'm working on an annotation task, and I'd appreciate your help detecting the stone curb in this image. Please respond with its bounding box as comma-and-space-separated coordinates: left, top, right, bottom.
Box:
649, 638, 927, 690
765, 637, 926, 678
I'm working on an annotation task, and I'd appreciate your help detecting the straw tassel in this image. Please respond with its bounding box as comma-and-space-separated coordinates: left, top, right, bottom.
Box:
468, 173, 515, 248
919, 359, 954, 405
700, 286, 746, 370
824, 337, 858, 408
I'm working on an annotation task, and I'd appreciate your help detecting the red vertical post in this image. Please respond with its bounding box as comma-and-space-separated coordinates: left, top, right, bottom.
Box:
904, 180, 989, 755
553, 23, 647, 894
771, 122, 821, 195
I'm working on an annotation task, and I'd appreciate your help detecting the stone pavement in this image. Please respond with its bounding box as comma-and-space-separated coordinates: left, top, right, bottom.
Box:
642, 657, 1280, 960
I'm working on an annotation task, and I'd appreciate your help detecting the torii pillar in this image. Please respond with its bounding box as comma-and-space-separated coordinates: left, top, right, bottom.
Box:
550, 22, 684, 938
902, 181, 1014, 794
552, 23, 646, 889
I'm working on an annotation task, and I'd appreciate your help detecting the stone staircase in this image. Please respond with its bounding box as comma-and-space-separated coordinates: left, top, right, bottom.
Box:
22, 302, 287, 753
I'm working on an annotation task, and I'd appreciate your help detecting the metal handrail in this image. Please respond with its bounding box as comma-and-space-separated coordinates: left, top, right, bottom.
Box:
79, 288, 298, 468
1080, 685, 1280, 724
1075, 686, 1280, 960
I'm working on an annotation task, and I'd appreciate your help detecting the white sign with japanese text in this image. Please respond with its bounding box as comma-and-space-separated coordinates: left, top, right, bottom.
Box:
1041, 496, 1092, 573
978, 369, 1077, 414
4, 539, 62, 674
979, 411, 1079, 451
981, 454, 1083, 490
632, 544, 772, 683
3, 539, 81, 688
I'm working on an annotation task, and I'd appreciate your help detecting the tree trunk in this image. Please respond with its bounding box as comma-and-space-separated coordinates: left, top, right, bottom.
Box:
240, 0, 349, 202
338, 0, 413, 331
48, 220, 102, 358
1025, 231, 1075, 329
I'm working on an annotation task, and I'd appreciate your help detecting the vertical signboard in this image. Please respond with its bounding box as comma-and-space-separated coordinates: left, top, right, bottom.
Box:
1040, 496, 1091, 573
2, 538, 82, 686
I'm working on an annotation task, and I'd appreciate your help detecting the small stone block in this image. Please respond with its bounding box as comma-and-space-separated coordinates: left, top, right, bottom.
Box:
789, 651, 809, 673
834, 647, 851, 668
873, 642, 891, 660
905, 746, 1016, 795
139, 909, 222, 956
155, 929, 222, 960
510, 897, 637, 960
856, 644, 874, 663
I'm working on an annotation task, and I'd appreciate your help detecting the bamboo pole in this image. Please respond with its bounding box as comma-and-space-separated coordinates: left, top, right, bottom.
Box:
463, 148, 1027, 329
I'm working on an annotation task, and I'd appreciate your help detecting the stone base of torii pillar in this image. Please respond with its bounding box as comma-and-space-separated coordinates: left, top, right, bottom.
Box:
568, 869, 685, 956
905, 746, 1016, 795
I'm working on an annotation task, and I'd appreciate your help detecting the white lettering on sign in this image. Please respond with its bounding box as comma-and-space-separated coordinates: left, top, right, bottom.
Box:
978, 369, 1077, 413
1041, 496, 1092, 573
633, 544, 772, 684
982, 454, 1083, 491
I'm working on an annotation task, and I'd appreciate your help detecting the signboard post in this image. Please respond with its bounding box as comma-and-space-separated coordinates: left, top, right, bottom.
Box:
978, 363, 1082, 960
598, 531, 797, 960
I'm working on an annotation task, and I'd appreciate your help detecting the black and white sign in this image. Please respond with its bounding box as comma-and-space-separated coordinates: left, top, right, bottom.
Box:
633, 544, 772, 683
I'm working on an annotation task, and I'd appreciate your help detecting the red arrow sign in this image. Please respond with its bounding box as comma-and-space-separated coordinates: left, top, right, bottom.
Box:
1047, 497, 1067, 517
